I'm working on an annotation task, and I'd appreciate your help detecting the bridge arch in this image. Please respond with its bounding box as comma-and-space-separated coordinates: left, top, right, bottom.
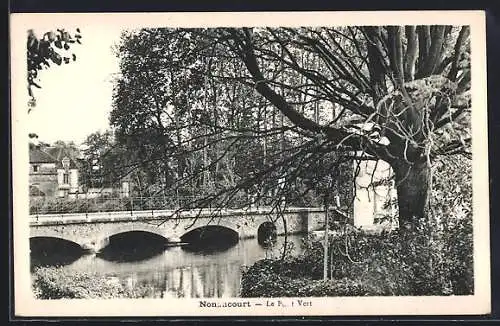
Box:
257, 221, 277, 246
96, 230, 168, 262
30, 231, 84, 248
29, 236, 86, 267
98, 224, 168, 242
180, 225, 239, 251
30, 235, 83, 248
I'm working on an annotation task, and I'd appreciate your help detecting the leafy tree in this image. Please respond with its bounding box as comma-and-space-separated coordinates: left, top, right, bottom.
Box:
219, 26, 471, 231
80, 131, 116, 189
111, 26, 471, 234
27, 28, 82, 110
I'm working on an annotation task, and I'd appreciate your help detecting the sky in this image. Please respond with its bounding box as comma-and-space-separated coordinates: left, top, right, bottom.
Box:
27, 25, 124, 146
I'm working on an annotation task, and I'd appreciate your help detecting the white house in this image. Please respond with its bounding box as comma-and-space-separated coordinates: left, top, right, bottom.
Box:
353, 158, 398, 230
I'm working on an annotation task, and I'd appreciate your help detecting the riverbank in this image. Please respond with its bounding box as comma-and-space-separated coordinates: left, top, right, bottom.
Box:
31, 234, 305, 299
240, 223, 473, 297
31, 216, 472, 299
32, 266, 158, 299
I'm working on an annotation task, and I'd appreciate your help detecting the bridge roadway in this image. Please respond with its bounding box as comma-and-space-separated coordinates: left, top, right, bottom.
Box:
29, 207, 326, 252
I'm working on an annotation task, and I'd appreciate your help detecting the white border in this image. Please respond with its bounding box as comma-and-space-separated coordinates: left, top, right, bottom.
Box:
11, 10, 490, 317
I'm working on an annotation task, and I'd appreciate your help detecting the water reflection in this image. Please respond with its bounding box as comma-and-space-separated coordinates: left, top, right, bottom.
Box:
31, 234, 305, 298
181, 241, 238, 254
30, 237, 85, 270
97, 246, 165, 263
97, 231, 167, 262
160, 262, 242, 298
180, 226, 240, 254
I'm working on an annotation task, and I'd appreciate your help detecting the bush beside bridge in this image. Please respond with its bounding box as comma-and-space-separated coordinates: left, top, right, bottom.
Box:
241, 216, 473, 297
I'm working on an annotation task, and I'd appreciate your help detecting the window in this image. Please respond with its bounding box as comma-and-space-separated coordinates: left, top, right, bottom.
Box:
63, 173, 69, 184
33, 165, 39, 172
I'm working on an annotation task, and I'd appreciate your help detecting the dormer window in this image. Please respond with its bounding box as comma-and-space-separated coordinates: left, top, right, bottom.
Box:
62, 157, 70, 171
63, 173, 69, 184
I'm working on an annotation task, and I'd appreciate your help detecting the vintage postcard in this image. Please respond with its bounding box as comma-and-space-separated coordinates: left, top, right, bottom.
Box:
11, 11, 490, 317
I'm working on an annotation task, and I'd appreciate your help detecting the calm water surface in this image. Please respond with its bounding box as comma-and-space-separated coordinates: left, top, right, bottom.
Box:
31, 234, 305, 298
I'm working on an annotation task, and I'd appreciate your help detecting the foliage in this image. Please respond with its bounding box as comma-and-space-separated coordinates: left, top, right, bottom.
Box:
428, 154, 474, 295
31, 197, 91, 215
30, 194, 269, 214
240, 149, 473, 298
32, 266, 156, 299
80, 130, 120, 188
27, 28, 82, 109
108, 25, 472, 231
430, 155, 472, 222
240, 261, 378, 297
110, 28, 353, 212
242, 211, 473, 297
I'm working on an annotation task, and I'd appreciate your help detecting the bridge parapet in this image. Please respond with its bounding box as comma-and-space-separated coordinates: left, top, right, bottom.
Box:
30, 207, 324, 224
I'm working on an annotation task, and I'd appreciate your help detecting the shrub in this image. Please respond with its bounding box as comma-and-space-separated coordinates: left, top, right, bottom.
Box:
429, 155, 474, 295
97, 199, 126, 212
30, 197, 132, 214
241, 232, 412, 297
241, 260, 381, 297
32, 266, 155, 299
241, 215, 473, 298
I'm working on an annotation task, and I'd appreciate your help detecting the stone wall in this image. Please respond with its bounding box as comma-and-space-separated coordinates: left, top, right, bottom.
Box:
29, 173, 58, 197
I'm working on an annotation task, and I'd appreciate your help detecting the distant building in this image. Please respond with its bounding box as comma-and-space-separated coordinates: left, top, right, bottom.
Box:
353, 158, 398, 230
83, 176, 131, 199
29, 147, 59, 198
29, 145, 80, 198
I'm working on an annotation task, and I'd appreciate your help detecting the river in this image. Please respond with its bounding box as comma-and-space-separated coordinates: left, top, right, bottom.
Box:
31, 233, 305, 298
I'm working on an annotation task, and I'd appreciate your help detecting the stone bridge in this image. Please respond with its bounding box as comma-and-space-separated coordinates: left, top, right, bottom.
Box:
29, 207, 326, 252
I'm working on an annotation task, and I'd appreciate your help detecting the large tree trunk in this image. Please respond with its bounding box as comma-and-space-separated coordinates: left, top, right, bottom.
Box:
392, 160, 431, 231
392, 159, 435, 295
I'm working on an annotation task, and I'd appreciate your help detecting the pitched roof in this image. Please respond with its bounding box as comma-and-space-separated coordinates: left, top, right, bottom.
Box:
45, 147, 68, 161
44, 147, 80, 169
29, 146, 80, 169
29, 147, 57, 164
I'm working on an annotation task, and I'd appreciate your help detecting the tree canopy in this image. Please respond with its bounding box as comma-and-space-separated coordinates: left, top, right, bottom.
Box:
27, 28, 82, 110
109, 25, 471, 230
